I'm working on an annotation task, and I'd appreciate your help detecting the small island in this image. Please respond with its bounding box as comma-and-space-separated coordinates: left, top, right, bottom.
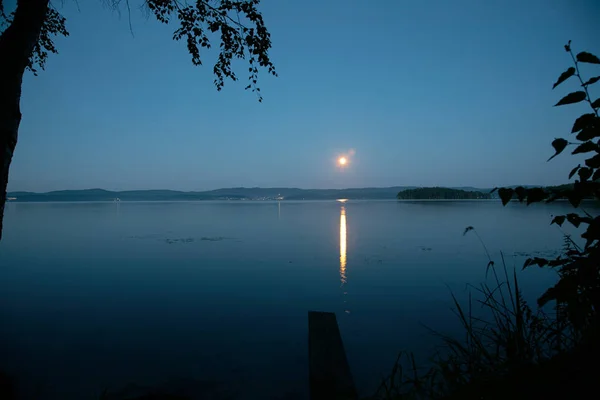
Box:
397, 187, 492, 200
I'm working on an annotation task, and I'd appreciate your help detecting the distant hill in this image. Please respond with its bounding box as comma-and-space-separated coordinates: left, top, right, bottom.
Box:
6, 185, 564, 202
7, 189, 214, 202
397, 187, 492, 200
7, 187, 418, 202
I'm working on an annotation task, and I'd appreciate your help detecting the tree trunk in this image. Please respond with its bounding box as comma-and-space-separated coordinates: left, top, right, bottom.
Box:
0, 0, 49, 241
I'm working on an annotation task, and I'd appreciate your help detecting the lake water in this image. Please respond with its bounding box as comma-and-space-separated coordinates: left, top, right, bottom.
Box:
0, 200, 588, 399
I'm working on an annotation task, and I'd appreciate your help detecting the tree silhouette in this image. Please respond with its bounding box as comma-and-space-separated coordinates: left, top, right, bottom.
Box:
0, 0, 277, 240
396, 187, 492, 200
494, 41, 600, 336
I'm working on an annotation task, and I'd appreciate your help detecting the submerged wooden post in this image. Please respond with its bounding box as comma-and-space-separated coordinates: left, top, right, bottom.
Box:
308, 311, 357, 400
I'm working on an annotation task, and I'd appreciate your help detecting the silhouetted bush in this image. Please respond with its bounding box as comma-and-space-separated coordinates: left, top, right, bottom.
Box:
371, 41, 600, 400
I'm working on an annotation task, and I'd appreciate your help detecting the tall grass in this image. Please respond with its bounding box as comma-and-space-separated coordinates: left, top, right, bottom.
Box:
368, 228, 575, 400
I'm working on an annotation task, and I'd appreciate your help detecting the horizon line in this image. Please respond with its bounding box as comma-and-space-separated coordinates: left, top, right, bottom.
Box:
7, 184, 559, 194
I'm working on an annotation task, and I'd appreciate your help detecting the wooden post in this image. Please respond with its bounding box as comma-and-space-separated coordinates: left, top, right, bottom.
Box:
308, 311, 357, 400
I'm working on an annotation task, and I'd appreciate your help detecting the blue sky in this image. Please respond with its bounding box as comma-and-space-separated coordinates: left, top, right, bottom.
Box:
6, 0, 600, 191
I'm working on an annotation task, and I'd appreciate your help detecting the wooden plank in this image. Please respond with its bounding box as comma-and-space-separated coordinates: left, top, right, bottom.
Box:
308, 311, 358, 400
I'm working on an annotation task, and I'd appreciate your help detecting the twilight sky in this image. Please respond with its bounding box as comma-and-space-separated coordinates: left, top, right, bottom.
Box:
6, 0, 600, 192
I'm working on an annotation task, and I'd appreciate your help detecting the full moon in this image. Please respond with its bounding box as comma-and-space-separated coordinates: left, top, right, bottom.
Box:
338, 157, 347, 166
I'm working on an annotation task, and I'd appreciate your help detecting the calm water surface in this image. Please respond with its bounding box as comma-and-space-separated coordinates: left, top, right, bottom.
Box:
0, 200, 586, 399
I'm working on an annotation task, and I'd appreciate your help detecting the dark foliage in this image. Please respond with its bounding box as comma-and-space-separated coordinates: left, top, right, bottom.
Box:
372, 41, 600, 400
369, 251, 578, 400
494, 41, 600, 334
1, 2, 69, 75
143, 0, 277, 101
397, 187, 491, 200
29, 6, 69, 75
1, 0, 277, 99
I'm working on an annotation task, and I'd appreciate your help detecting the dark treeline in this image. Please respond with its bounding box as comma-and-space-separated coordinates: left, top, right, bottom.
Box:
397, 187, 492, 200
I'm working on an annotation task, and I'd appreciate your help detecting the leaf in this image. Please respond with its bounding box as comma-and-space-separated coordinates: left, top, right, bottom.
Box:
572, 141, 598, 154
548, 138, 568, 161
552, 67, 576, 89
554, 91, 587, 106
523, 257, 549, 269
566, 213, 582, 228
526, 187, 547, 205
551, 215, 566, 226
582, 231, 597, 249
564, 40, 572, 53
582, 76, 600, 87
571, 113, 596, 133
576, 126, 600, 141
569, 165, 581, 179
592, 98, 600, 109
514, 186, 526, 201
576, 51, 600, 64
538, 286, 557, 307
585, 153, 600, 169
593, 169, 600, 181
498, 188, 514, 206
578, 166, 592, 181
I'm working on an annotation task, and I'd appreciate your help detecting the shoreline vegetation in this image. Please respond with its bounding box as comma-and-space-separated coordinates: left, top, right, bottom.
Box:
6, 184, 574, 202
371, 41, 600, 400
396, 187, 491, 200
